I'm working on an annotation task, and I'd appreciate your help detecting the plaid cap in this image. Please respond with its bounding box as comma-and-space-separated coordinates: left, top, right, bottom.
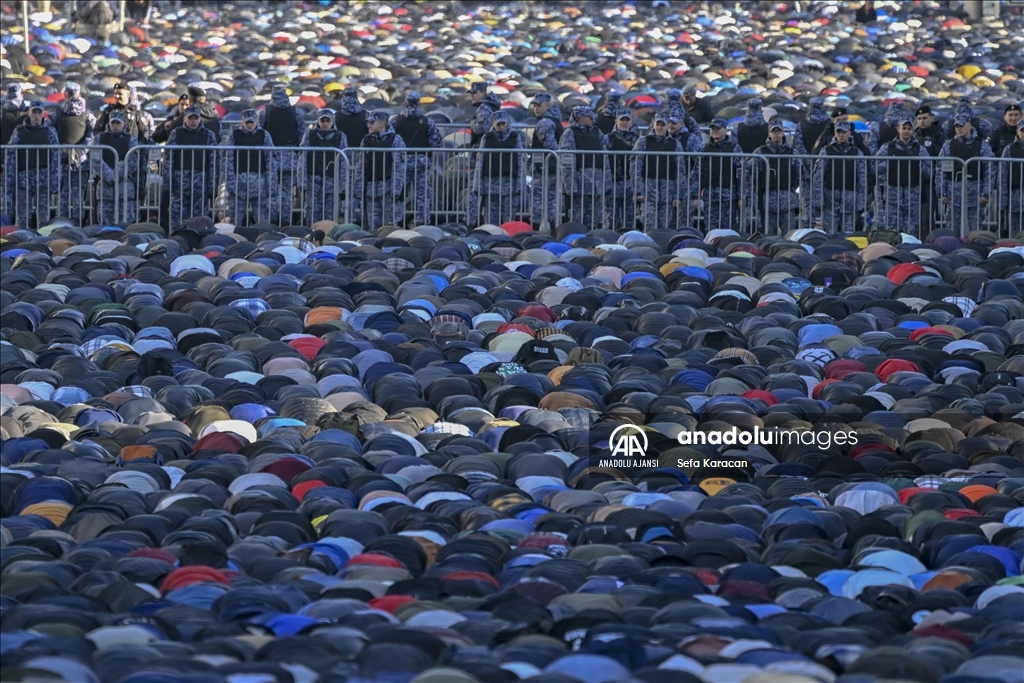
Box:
710, 117, 728, 129
241, 109, 258, 122
532, 93, 552, 104
317, 108, 336, 120
834, 119, 852, 132
184, 105, 202, 118
368, 110, 390, 122
65, 83, 81, 96
108, 110, 126, 123
470, 81, 490, 93
28, 100, 44, 111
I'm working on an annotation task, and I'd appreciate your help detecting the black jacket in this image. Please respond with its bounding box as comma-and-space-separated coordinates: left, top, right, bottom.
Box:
684, 98, 715, 125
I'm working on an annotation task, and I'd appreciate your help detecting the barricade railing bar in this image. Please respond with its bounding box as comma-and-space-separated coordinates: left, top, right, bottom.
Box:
6, 142, 1020, 238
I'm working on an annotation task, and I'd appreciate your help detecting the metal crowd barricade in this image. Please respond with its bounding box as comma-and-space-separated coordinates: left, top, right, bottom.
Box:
991, 156, 1024, 237
1, 144, 120, 229
123, 144, 342, 229
337, 142, 554, 231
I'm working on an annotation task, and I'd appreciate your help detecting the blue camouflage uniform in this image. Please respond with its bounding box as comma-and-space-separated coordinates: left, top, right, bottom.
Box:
357, 110, 407, 230
223, 110, 277, 226
999, 122, 1024, 233
943, 97, 993, 142
559, 106, 609, 230
876, 115, 931, 235
258, 84, 306, 225
164, 107, 219, 230
793, 97, 832, 223
604, 109, 641, 231
299, 109, 349, 226
50, 84, 96, 225
390, 92, 443, 226
664, 89, 700, 140
529, 94, 563, 229
595, 92, 625, 135
813, 121, 867, 234
468, 110, 527, 227
746, 127, 804, 234
669, 116, 704, 229
4, 105, 60, 230
696, 118, 743, 233
632, 113, 686, 232
869, 101, 906, 155
937, 116, 994, 233
92, 112, 138, 225
1, 84, 30, 220
468, 83, 501, 149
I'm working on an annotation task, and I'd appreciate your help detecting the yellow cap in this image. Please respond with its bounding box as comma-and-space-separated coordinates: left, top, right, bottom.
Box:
699, 478, 737, 496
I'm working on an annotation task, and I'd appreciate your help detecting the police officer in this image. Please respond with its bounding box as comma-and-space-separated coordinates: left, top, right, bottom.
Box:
50, 83, 96, 225
605, 109, 640, 231
1000, 120, 1024, 233
164, 105, 219, 230
4, 101, 60, 230
185, 84, 221, 141
92, 110, 138, 225
915, 106, 947, 156
987, 103, 1022, 159
695, 117, 742, 233
664, 89, 700, 141
668, 113, 704, 229
391, 91, 442, 227
333, 86, 368, 148
258, 83, 306, 225
224, 109, 276, 227
813, 119, 867, 234
632, 112, 684, 233
876, 113, 930, 236
596, 92, 623, 135
1, 84, 30, 219
358, 110, 406, 231
468, 110, 526, 227
94, 82, 152, 144
747, 120, 803, 234
529, 93, 563, 230
870, 100, 906, 154
943, 96, 993, 143
468, 82, 501, 149
299, 109, 348, 227
558, 106, 608, 230
794, 96, 831, 222
938, 113, 994, 232
736, 98, 769, 154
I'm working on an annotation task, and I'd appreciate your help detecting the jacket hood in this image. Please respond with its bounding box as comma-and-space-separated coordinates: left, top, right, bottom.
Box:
806, 97, 829, 125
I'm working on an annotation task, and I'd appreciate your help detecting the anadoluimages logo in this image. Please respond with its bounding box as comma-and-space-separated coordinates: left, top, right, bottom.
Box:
609, 424, 649, 459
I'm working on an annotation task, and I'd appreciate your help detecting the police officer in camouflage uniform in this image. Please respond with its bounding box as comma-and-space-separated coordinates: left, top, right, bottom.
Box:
164, 105, 219, 229
50, 83, 96, 225
793, 97, 830, 223
876, 113, 931, 236
299, 109, 348, 227
5, 101, 60, 230
391, 91, 442, 226
632, 113, 684, 232
468, 110, 526, 227
938, 112, 994, 232
747, 120, 803, 234
529, 93, 563, 230
559, 106, 609, 230
664, 89, 700, 142
258, 83, 306, 225
1, 84, 30, 220
695, 117, 742, 233
668, 113, 703, 229
605, 109, 640, 231
870, 100, 906, 155
736, 98, 769, 154
333, 87, 368, 224
814, 119, 867, 234
358, 110, 406, 231
1000, 120, 1024, 233
224, 109, 276, 227
468, 82, 501, 149
92, 110, 138, 225
595, 92, 623, 135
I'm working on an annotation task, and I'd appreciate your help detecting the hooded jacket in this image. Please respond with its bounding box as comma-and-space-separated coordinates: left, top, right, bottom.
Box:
470, 93, 502, 146
50, 93, 96, 166
298, 125, 348, 188
223, 124, 277, 186
391, 100, 443, 153
356, 123, 406, 193
5, 118, 61, 187
876, 135, 930, 189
